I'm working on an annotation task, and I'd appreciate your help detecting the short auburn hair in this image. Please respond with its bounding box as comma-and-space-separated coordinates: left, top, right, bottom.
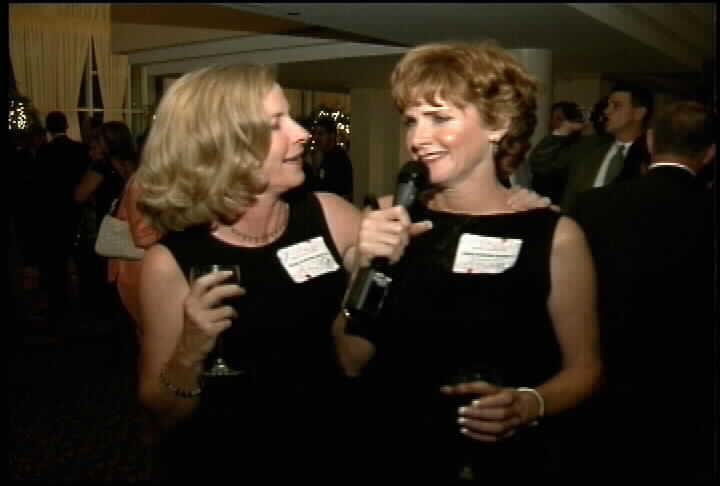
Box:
390, 41, 538, 180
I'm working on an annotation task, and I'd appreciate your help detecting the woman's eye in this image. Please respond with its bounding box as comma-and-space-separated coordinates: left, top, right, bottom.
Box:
269, 116, 282, 130
403, 118, 416, 127
433, 115, 451, 124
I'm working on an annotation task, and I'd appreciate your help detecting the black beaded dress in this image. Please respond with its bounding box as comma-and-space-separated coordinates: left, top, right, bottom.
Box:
153, 192, 353, 482
362, 205, 574, 482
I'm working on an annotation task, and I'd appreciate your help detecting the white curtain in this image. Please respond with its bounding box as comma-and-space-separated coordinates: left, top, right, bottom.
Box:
94, 34, 129, 123
56, 31, 91, 141
9, 4, 110, 140
10, 20, 62, 134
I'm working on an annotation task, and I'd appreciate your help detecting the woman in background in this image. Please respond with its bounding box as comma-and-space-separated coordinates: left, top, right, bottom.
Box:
75, 121, 137, 319
108, 174, 163, 328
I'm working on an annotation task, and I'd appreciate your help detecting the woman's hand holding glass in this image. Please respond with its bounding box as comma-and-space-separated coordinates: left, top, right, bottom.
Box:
180, 267, 245, 372
441, 380, 540, 442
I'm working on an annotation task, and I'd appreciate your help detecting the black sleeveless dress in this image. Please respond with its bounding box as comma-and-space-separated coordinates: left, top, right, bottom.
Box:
153, 192, 353, 481
363, 205, 570, 482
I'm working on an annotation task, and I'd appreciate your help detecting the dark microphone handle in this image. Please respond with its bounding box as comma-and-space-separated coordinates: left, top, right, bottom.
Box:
343, 160, 428, 337
343, 257, 393, 329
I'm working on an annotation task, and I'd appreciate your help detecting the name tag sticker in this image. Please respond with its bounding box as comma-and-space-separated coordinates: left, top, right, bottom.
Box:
277, 236, 340, 283
452, 234, 523, 274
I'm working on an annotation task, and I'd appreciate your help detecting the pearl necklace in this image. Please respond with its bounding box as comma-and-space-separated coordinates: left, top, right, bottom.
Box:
228, 204, 288, 244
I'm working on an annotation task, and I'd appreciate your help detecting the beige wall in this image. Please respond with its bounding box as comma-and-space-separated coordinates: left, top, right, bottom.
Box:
553, 75, 613, 115
284, 89, 350, 119
349, 88, 405, 205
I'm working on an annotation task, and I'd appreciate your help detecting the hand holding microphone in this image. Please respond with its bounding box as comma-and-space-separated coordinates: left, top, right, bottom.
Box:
344, 161, 430, 326
356, 203, 417, 267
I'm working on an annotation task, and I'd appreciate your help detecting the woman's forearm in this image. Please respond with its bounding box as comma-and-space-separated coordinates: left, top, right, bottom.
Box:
332, 314, 375, 377
139, 354, 205, 430
534, 361, 602, 417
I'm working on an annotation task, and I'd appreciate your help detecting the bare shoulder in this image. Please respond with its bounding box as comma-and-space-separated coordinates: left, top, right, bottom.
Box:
552, 215, 588, 249
315, 192, 359, 216
138, 243, 187, 335
142, 243, 184, 283
314, 192, 362, 254
549, 216, 593, 272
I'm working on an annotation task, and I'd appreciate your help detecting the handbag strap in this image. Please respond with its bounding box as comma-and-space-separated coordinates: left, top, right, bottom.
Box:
109, 198, 120, 217
110, 176, 134, 218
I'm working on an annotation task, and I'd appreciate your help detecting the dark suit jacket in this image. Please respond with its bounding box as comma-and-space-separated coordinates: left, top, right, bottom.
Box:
313, 146, 354, 201
526, 132, 584, 203
570, 165, 715, 481
555, 134, 647, 212
35, 135, 90, 248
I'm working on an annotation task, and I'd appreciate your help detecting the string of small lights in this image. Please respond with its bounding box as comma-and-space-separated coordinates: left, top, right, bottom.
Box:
309, 105, 351, 150
9, 97, 31, 131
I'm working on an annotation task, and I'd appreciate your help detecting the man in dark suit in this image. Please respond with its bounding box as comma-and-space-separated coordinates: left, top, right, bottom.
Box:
527, 101, 585, 202
570, 101, 716, 484
35, 111, 91, 328
528, 82, 654, 212
309, 118, 354, 202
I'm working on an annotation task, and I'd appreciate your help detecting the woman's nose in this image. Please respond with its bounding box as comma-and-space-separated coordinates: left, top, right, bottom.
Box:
296, 124, 311, 144
409, 124, 432, 150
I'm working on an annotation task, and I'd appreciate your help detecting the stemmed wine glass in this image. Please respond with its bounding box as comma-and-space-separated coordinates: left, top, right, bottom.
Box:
445, 365, 504, 481
189, 264, 244, 377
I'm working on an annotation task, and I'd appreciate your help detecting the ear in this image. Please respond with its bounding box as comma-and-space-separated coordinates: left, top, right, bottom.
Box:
633, 106, 647, 123
701, 144, 716, 167
646, 129, 655, 156
488, 117, 510, 143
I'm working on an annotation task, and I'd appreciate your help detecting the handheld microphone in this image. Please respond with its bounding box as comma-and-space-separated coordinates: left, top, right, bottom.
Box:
343, 161, 429, 326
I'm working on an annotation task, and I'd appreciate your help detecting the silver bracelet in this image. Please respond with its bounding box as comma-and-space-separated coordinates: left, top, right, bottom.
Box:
516, 387, 544, 426
159, 370, 203, 399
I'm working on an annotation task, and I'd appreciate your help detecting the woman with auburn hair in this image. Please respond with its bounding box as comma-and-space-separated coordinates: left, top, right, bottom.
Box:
336, 41, 602, 482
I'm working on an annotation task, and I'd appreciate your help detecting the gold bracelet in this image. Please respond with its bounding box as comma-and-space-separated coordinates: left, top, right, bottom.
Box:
516, 387, 544, 426
159, 370, 203, 399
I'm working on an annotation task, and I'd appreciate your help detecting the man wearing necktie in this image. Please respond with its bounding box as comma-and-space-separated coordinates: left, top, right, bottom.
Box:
592, 141, 629, 187
529, 82, 653, 212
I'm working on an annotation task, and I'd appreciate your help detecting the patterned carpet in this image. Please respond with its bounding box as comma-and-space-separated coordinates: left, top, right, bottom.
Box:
9, 293, 155, 482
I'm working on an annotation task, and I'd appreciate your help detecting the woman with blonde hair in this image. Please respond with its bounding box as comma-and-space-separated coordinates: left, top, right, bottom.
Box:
134, 64, 364, 481
338, 41, 602, 482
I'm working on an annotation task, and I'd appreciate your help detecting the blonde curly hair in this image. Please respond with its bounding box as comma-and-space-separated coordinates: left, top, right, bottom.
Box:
390, 41, 538, 180
135, 64, 275, 233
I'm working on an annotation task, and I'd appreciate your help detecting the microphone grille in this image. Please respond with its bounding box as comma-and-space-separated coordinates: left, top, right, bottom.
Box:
397, 160, 429, 186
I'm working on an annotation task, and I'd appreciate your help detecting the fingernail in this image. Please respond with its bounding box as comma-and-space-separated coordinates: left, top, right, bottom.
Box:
472, 399, 481, 407
459, 427, 469, 435
458, 406, 468, 415
458, 417, 467, 425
